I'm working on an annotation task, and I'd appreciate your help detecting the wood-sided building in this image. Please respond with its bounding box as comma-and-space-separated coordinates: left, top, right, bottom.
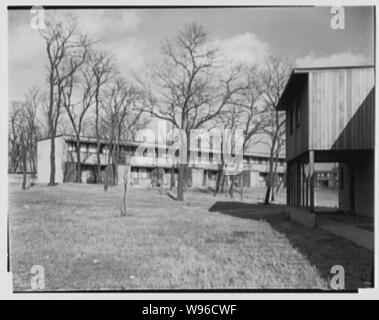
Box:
277, 65, 375, 217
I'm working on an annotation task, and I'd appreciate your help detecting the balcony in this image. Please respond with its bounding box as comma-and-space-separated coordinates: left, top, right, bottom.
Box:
66, 150, 286, 173
66, 151, 109, 165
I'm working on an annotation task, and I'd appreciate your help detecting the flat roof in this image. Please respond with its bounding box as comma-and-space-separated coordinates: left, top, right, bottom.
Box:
276, 65, 375, 111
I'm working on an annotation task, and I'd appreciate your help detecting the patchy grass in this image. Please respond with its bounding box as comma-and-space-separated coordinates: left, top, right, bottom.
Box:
9, 183, 372, 291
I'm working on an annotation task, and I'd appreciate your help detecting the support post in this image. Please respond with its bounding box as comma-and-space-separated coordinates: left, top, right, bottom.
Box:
309, 150, 315, 212
301, 160, 304, 208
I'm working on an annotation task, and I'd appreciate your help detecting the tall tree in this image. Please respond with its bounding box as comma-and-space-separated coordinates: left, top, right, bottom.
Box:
9, 102, 23, 173
142, 23, 245, 201
40, 18, 90, 186
260, 56, 291, 204
23, 88, 40, 179
89, 50, 113, 183
8, 99, 38, 189
101, 78, 145, 186
8, 89, 40, 178
61, 60, 96, 183
213, 67, 265, 199
235, 68, 266, 199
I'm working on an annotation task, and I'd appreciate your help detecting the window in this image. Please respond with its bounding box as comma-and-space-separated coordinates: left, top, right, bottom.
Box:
208, 171, 217, 180
289, 109, 294, 134
296, 99, 301, 128
259, 172, 267, 182
68, 143, 76, 152
340, 167, 344, 189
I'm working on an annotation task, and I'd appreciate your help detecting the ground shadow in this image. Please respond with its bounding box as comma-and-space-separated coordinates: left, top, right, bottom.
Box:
209, 201, 374, 290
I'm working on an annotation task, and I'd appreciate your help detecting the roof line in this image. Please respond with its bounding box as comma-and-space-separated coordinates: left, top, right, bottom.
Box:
276, 64, 375, 110
293, 64, 375, 72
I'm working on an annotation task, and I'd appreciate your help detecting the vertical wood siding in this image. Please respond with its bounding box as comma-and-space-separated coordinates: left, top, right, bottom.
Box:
286, 78, 309, 161
309, 67, 375, 151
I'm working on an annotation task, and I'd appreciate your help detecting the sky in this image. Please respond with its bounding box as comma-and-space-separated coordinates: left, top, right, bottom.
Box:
8, 6, 374, 101
8, 6, 374, 154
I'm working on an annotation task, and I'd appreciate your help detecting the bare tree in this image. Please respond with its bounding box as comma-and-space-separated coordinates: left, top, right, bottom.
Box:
89, 50, 113, 183
9, 88, 40, 182
213, 67, 265, 199
40, 17, 90, 186
260, 56, 291, 204
235, 68, 266, 199
8, 100, 37, 189
141, 23, 245, 201
9, 102, 23, 173
101, 78, 145, 187
62, 61, 96, 183
23, 88, 40, 179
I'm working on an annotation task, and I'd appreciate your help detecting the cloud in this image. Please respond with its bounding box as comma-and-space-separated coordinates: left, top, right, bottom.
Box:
57, 10, 147, 73
214, 32, 269, 66
110, 37, 148, 73
8, 10, 145, 100
8, 14, 46, 100
45, 9, 141, 42
74, 10, 141, 41
295, 51, 371, 68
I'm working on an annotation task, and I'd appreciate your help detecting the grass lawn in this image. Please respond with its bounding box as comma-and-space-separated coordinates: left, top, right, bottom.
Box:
9, 183, 372, 291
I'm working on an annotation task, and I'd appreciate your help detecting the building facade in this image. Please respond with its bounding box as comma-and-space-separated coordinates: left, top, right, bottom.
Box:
277, 65, 374, 217
37, 135, 287, 189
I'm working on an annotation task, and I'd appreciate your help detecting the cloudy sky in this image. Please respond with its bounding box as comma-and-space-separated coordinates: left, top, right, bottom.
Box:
8, 6, 374, 101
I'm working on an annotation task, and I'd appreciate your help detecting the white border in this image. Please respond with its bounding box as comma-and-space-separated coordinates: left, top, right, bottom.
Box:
0, 0, 377, 300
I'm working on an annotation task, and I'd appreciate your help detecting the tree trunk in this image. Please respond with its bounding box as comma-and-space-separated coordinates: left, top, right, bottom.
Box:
264, 140, 276, 204
95, 90, 102, 184
176, 130, 189, 201
177, 163, 185, 201
113, 141, 120, 185
229, 175, 235, 198
221, 175, 226, 193
29, 135, 36, 180
185, 166, 191, 189
76, 139, 82, 183
120, 166, 128, 216
30, 148, 36, 180
170, 165, 175, 190
264, 186, 271, 204
96, 141, 101, 183
22, 140, 27, 190
47, 69, 55, 187
214, 164, 222, 196
48, 134, 56, 186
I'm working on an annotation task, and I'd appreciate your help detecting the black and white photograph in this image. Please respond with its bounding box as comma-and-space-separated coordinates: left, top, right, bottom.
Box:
3, 3, 376, 295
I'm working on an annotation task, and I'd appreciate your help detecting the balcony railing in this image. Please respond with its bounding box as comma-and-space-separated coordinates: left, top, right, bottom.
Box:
66, 151, 286, 172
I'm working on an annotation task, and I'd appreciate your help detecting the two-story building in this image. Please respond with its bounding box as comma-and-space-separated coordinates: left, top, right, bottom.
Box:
277, 65, 374, 217
37, 134, 287, 189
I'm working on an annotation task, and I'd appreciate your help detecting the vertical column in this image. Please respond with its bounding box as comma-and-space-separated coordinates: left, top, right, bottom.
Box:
305, 169, 309, 208
286, 163, 290, 205
301, 160, 305, 208
309, 150, 315, 212
296, 161, 300, 206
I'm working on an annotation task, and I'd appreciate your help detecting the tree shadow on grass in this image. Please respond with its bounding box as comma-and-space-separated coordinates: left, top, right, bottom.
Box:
208, 201, 374, 290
